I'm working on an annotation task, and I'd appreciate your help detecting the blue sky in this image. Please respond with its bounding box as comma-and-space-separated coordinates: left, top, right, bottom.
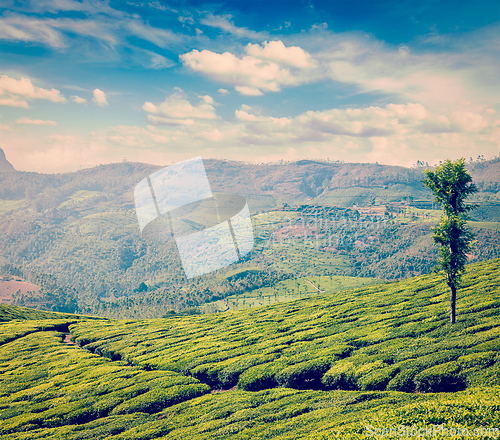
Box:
0, 0, 499, 172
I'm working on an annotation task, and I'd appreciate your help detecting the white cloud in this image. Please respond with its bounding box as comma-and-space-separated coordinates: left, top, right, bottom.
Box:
200, 13, 267, 40
179, 15, 195, 25
0, 98, 29, 108
245, 40, 314, 68
0, 14, 65, 47
0, 123, 12, 131
71, 95, 87, 104
9, 0, 104, 14
0, 75, 66, 107
1, 132, 107, 173
181, 41, 317, 95
0, 6, 185, 68
315, 28, 500, 112
143, 93, 218, 126
92, 89, 108, 106
235, 110, 267, 122
452, 112, 488, 132
1, 9, 498, 171
234, 86, 264, 96
234, 103, 493, 141
148, 2, 175, 12
16, 117, 57, 126
4, 100, 499, 173
126, 20, 182, 49
218, 88, 229, 95
127, 47, 175, 69
201, 95, 214, 104
0, 14, 119, 48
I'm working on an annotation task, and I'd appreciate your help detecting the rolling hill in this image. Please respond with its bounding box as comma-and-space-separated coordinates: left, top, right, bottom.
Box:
1, 157, 500, 317
0, 258, 499, 439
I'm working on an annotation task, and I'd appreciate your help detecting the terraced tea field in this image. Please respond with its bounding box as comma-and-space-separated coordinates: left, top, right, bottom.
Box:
1, 258, 499, 439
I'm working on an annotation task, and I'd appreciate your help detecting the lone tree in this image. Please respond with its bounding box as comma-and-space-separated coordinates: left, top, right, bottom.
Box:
423, 158, 478, 324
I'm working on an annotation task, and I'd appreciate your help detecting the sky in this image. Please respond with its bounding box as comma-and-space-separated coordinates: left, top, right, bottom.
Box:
0, 0, 499, 173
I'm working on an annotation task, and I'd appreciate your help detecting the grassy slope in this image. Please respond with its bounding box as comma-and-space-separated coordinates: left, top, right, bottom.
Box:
0, 259, 499, 439
201, 275, 383, 312
0, 304, 78, 322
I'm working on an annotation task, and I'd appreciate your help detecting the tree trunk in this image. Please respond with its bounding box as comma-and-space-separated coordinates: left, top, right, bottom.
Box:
449, 282, 456, 324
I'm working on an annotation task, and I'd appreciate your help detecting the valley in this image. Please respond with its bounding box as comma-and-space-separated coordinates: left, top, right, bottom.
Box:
1, 158, 500, 318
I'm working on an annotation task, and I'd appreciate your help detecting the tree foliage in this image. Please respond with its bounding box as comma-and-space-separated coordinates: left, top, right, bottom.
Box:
423, 158, 478, 323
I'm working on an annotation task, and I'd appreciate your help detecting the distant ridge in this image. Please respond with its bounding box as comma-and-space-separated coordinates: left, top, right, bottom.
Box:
0, 147, 15, 172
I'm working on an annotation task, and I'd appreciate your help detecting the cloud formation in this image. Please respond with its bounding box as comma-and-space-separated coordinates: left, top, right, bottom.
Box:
5, 100, 498, 173
181, 40, 316, 95
0, 4, 183, 67
143, 93, 218, 125
200, 13, 267, 40
245, 40, 313, 68
16, 117, 57, 126
315, 28, 500, 112
0, 75, 66, 108
0, 14, 65, 47
71, 95, 87, 104
1, 2, 498, 172
92, 89, 108, 106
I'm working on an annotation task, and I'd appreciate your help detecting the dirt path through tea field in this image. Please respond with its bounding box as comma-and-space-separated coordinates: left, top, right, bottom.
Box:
305, 279, 325, 293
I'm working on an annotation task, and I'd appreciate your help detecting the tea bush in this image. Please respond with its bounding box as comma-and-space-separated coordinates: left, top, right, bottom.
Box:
321, 361, 356, 390
275, 357, 331, 389
414, 361, 467, 393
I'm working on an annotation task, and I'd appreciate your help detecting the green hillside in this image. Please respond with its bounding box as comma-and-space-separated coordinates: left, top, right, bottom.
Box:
0, 303, 78, 322
1, 158, 500, 318
1, 259, 499, 439
200, 275, 383, 312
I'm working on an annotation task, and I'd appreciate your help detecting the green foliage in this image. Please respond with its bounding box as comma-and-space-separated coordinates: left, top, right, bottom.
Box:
0, 303, 79, 322
432, 214, 475, 286
3, 184, 500, 319
0, 330, 209, 436
1, 264, 79, 313
386, 366, 420, 393
1, 258, 500, 439
414, 361, 466, 393
0, 318, 78, 346
321, 362, 356, 390
207, 275, 383, 312
237, 363, 280, 391
276, 358, 331, 389
67, 258, 500, 395
357, 365, 400, 391
458, 351, 497, 370
423, 158, 479, 323
423, 159, 478, 217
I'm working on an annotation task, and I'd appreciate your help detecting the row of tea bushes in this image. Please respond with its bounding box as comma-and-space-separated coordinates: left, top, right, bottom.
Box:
5, 385, 499, 440
69, 259, 500, 393
0, 331, 209, 436
0, 318, 76, 346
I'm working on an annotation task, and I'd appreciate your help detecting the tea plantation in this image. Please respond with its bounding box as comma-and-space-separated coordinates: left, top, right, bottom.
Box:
1, 259, 500, 439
